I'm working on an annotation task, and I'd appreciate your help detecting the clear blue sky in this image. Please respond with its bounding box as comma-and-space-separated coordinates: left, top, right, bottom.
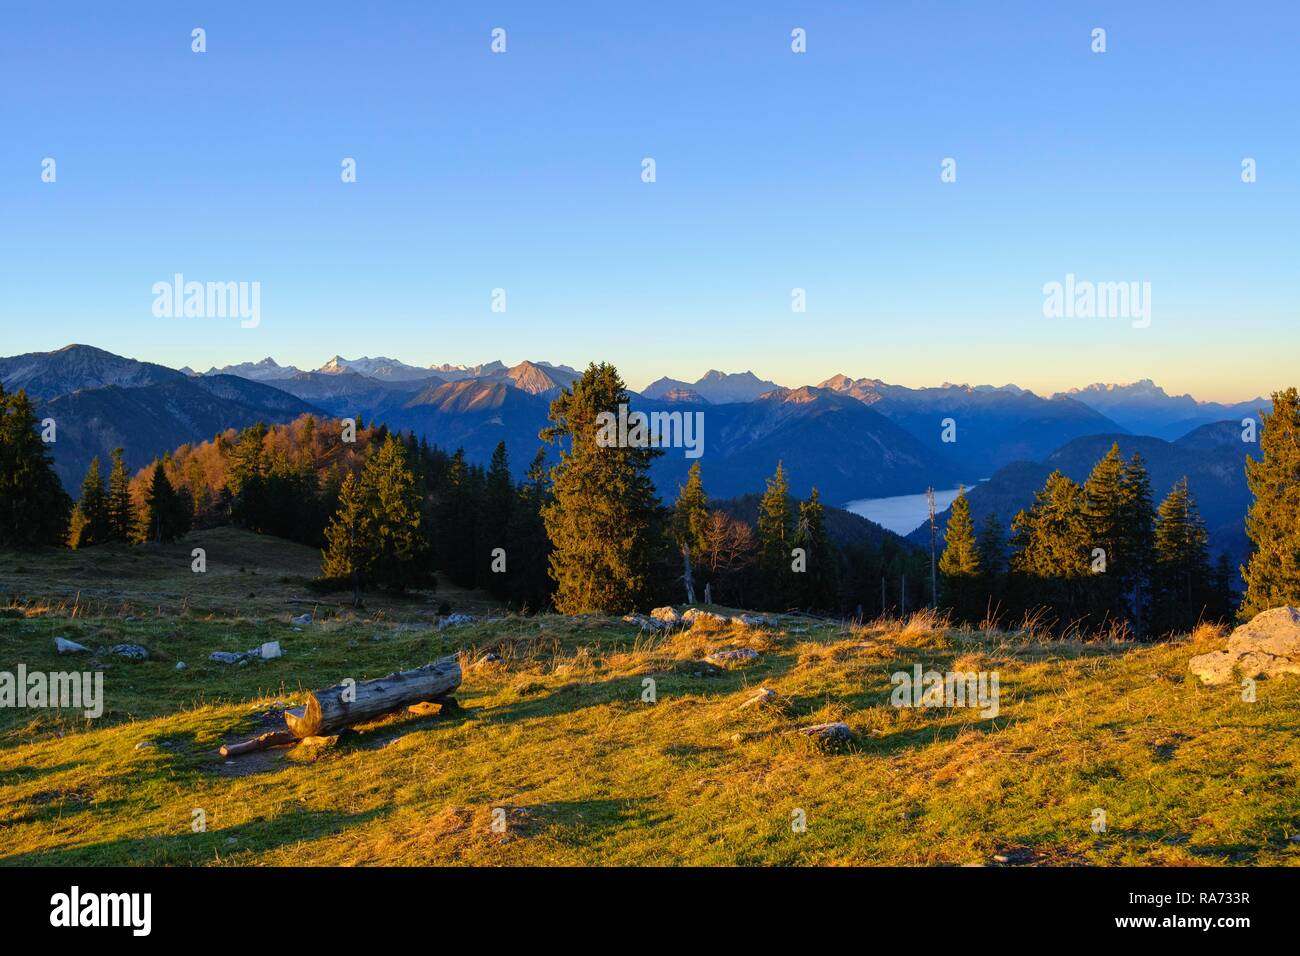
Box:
2, 1, 1296, 401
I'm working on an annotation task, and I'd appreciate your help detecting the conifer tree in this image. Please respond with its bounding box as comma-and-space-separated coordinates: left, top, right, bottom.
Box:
106, 447, 135, 543
975, 511, 1006, 615
139, 460, 189, 544
1010, 471, 1091, 625
0, 385, 70, 548
68, 456, 111, 549
757, 461, 793, 608
321, 436, 430, 603
1240, 388, 1300, 618
1120, 452, 1156, 629
364, 435, 430, 592
504, 448, 554, 610
1083, 443, 1129, 621
477, 441, 514, 595
939, 486, 981, 621
1150, 477, 1211, 635
672, 462, 710, 603
322, 472, 370, 605
540, 363, 666, 614
794, 487, 838, 611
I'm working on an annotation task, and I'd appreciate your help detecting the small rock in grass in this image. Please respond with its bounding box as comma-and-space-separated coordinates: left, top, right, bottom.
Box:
209, 651, 248, 664
134, 741, 156, 751
738, 688, 777, 710
175, 661, 187, 670
291, 613, 313, 626
785, 721, 852, 744
650, 606, 683, 625
707, 647, 759, 665
472, 652, 502, 670
259, 641, 282, 660
110, 643, 149, 661
437, 613, 475, 631
55, 637, 90, 655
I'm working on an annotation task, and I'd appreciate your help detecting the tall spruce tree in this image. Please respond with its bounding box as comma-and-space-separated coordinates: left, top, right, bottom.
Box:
1120, 452, 1156, 630
105, 447, 135, 543
540, 363, 665, 614
321, 435, 430, 602
364, 435, 430, 592
322, 471, 370, 605
1009, 471, 1091, 626
1150, 477, 1211, 635
69, 456, 111, 549
939, 486, 981, 621
672, 462, 710, 603
1082, 443, 1129, 622
1240, 388, 1300, 618
476, 441, 514, 594
139, 460, 189, 544
0, 385, 70, 548
504, 448, 554, 611
975, 511, 1007, 616
794, 487, 838, 611
757, 461, 793, 609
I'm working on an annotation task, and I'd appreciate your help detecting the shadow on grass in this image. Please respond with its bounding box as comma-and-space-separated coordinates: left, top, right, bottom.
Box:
0, 806, 393, 866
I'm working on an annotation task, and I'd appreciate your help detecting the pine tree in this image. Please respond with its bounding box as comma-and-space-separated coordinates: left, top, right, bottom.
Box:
975, 512, 1007, 617
939, 486, 981, 621
757, 461, 793, 608
322, 472, 371, 605
504, 448, 554, 611
672, 462, 710, 603
1009, 471, 1091, 626
364, 435, 431, 592
476, 441, 514, 594
1082, 443, 1129, 622
1150, 477, 1211, 635
0, 385, 70, 548
794, 487, 838, 611
1120, 452, 1156, 630
103, 448, 135, 544
138, 460, 190, 544
540, 363, 666, 614
1206, 552, 1238, 623
1240, 388, 1300, 618
68, 456, 111, 549
436, 449, 480, 588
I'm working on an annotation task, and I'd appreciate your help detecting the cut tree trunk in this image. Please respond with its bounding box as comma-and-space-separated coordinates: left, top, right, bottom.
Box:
285, 656, 461, 739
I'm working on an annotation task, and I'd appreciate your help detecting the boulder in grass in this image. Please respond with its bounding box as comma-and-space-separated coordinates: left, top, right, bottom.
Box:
259, 641, 282, 660
785, 721, 852, 745
291, 613, 313, 626
210, 651, 249, 665
730, 614, 772, 628
650, 606, 683, 625
706, 647, 760, 666
437, 613, 475, 631
683, 608, 728, 627
110, 643, 149, 661
1189, 607, 1300, 685
55, 637, 90, 655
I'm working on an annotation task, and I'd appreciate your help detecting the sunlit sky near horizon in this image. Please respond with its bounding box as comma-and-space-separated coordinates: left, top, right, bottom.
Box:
2, 1, 1296, 403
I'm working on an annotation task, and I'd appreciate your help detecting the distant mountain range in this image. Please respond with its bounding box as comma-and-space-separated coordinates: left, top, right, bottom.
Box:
0, 347, 1267, 554
1051, 380, 1266, 441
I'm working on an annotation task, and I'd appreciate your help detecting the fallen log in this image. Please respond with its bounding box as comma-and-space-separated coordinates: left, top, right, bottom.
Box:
284, 656, 461, 739
219, 730, 296, 758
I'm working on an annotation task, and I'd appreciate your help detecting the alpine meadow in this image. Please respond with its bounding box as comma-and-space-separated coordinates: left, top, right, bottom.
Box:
2, 0, 1298, 938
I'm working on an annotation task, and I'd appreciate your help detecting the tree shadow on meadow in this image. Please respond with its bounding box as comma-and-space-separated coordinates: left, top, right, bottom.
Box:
0, 805, 393, 866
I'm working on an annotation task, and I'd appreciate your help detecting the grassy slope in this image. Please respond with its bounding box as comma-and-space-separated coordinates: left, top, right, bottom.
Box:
1, 529, 1298, 866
